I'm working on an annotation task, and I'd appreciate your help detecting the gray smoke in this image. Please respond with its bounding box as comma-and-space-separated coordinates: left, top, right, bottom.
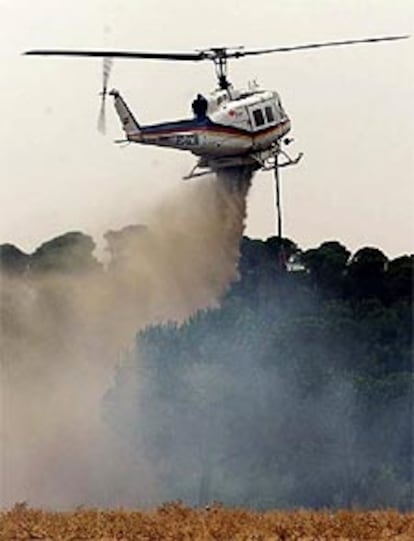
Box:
103, 240, 412, 509
0, 171, 252, 508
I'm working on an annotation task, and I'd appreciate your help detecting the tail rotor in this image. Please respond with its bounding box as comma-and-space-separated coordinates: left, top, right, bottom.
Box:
97, 57, 113, 134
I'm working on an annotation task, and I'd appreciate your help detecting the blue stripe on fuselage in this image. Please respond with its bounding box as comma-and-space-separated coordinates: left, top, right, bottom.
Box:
139, 116, 290, 138
140, 117, 212, 134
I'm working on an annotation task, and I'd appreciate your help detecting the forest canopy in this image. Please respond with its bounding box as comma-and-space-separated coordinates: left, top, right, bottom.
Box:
104, 236, 413, 509
1, 233, 412, 509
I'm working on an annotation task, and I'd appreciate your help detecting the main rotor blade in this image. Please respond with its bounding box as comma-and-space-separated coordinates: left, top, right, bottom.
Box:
232, 35, 410, 58
24, 49, 206, 61
23, 35, 409, 64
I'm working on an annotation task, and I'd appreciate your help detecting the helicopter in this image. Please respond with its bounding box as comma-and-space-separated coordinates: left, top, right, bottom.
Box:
24, 35, 408, 181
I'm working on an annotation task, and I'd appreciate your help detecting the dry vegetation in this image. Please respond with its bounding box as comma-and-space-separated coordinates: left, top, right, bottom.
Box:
1, 502, 413, 540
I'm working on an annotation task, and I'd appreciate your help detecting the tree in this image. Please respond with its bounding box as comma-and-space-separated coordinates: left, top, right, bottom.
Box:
0, 244, 29, 276
347, 247, 388, 300
386, 255, 413, 304
30, 232, 101, 274
302, 241, 350, 297
103, 236, 413, 509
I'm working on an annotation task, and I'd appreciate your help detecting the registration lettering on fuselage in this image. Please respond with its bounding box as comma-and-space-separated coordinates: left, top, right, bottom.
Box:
155, 133, 199, 146
175, 133, 199, 146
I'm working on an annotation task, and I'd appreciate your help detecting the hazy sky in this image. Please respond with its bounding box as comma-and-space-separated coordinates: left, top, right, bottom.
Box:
0, 0, 413, 257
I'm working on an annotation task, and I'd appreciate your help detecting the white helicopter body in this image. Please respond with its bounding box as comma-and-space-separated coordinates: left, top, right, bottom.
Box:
24, 35, 408, 178
110, 85, 292, 174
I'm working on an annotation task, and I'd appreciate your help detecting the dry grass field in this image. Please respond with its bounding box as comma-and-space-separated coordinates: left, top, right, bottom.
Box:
1, 502, 413, 540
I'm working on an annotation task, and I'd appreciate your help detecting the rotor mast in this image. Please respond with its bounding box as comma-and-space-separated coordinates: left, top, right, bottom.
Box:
207, 47, 243, 90
214, 55, 230, 90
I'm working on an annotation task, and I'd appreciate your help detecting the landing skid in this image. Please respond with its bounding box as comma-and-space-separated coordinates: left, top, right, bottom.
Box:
182, 168, 212, 180
183, 143, 303, 180
183, 155, 257, 180
254, 145, 303, 170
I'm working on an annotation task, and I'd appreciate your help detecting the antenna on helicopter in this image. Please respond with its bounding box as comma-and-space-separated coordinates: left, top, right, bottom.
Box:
97, 57, 113, 134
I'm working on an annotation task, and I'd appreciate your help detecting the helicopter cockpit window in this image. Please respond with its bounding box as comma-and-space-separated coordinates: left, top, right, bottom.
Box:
265, 106, 275, 123
252, 108, 265, 127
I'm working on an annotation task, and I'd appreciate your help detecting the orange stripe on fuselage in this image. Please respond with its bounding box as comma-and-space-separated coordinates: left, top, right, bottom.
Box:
140, 118, 290, 141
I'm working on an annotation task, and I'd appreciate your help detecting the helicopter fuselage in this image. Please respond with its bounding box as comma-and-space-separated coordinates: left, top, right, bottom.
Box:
110, 87, 291, 171
24, 34, 408, 174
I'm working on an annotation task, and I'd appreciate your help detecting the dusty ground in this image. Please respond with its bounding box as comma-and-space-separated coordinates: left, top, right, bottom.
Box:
1, 502, 413, 540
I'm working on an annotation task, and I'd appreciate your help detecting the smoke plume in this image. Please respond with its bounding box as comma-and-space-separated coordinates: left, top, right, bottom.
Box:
0, 171, 252, 508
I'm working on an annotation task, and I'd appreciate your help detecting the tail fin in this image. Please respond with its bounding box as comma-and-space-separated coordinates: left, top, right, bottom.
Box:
109, 89, 140, 136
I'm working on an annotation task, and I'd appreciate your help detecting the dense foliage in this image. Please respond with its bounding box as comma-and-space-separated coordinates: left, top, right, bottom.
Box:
105, 237, 413, 509
1, 233, 412, 509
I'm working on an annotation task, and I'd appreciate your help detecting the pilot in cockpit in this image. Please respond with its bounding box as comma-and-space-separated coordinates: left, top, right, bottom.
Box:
191, 93, 208, 121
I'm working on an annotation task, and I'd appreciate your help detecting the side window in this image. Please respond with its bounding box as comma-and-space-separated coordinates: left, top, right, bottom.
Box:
265, 105, 275, 123
252, 108, 265, 127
